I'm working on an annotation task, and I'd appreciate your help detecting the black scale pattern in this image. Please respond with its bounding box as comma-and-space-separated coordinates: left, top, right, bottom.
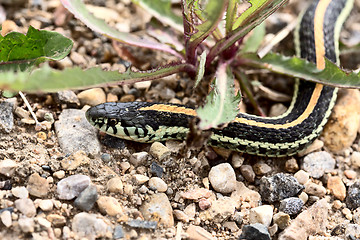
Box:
86, 0, 350, 156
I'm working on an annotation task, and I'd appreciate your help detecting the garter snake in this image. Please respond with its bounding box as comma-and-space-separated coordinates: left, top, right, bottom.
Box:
86, 0, 354, 157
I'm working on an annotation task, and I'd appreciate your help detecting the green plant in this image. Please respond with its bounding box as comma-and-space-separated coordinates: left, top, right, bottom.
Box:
1, 0, 359, 128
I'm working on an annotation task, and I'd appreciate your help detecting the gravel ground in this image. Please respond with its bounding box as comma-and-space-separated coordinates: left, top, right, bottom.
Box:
1, 0, 360, 240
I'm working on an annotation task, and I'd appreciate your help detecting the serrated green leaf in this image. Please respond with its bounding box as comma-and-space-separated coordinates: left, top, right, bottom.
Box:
131, 0, 183, 32
189, 0, 227, 45
207, 0, 287, 64
0, 26, 73, 71
242, 52, 360, 88
0, 63, 191, 93
60, 0, 182, 58
194, 51, 206, 87
241, 22, 265, 53
197, 62, 240, 130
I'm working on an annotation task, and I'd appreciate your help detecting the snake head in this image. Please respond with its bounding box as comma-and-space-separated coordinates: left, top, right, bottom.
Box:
85, 102, 153, 141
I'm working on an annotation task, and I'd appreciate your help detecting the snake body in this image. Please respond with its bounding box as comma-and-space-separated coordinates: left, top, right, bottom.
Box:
86, 0, 353, 157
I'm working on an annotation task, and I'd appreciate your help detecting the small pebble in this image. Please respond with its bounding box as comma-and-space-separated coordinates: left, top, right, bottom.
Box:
304, 182, 326, 198
273, 212, 290, 230
240, 165, 256, 182
72, 212, 109, 239
150, 162, 164, 178
133, 174, 149, 184
38, 199, 54, 211
0, 159, 17, 177
148, 177, 168, 192
230, 181, 261, 208
279, 197, 304, 215
53, 170, 65, 179
345, 224, 360, 239
297, 139, 324, 157
120, 162, 131, 172
253, 163, 272, 175
184, 203, 196, 219
344, 170, 357, 179
77, 88, 106, 106
100, 153, 111, 162
231, 153, 244, 168
0, 100, 14, 133
284, 158, 299, 173
127, 219, 158, 229
173, 209, 190, 223
198, 198, 212, 210
186, 225, 215, 240
0, 210, 12, 227
140, 193, 174, 227
298, 192, 308, 203
37, 217, 51, 229
57, 175, 91, 200
149, 142, 171, 160
342, 208, 353, 220
302, 151, 335, 178
46, 214, 66, 227
323, 89, 360, 153
113, 225, 124, 239
55, 109, 101, 155
280, 199, 329, 240
346, 181, 360, 209
74, 185, 98, 211
54, 90, 80, 107
27, 173, 50, 198
130, 152, 148, 166
97, 196, 124, 216
239, 223, 271, 240
11, 186, 29, 199
259, 173, 304, 203
201, 197, 236, 223
249, 205, 273, 227
61, 150, 90, 171
18, 217, 35, 233
209, 163, 237, 194
107, 177, 123, 194
327, 176, 346, 201
15, 198, 36, 217
351, 152, 360, 168
333, 200, 343, 209
294, 170, 310, 185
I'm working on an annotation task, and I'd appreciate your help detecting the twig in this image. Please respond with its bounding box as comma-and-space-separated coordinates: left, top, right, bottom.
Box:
18, 91, 39, 126
258, 18, 298, 58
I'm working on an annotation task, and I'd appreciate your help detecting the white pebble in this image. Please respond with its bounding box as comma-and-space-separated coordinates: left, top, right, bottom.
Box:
208, 163, 237, 194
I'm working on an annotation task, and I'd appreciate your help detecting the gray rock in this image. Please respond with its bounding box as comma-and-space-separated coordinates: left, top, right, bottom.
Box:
55, 109, 100, 155
150, 162, 164, 178
239, 223, 271, 240
54, 90, 80, 107
345, 224, 360, 239
126, 219, 157, 229
302, 151, 335, 178
0, 100, 14, 133
113, 225, 124, 239
57, 175, 91, 200
259, 173, 304, 203
279, 197, 304, 215
346, 181, 360, 209
74, 185, 98, 211
72, 212, 110, 239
